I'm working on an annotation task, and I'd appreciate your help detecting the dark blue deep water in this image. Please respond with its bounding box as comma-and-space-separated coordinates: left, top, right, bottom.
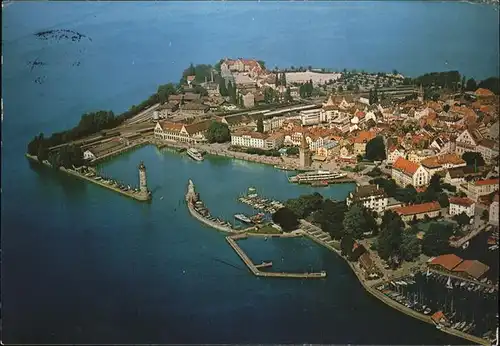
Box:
2, 2, 498, 344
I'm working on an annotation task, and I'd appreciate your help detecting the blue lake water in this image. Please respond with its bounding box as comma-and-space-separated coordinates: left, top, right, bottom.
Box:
2, 1, 498, 343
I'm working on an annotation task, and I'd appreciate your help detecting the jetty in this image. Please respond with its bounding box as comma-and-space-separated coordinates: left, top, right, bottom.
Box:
186, 180, 252, 233
226, 235, 327, 279
26, 154, 152, 202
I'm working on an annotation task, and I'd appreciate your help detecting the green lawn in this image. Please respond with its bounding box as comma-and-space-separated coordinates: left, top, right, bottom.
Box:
253, 224, 282, 234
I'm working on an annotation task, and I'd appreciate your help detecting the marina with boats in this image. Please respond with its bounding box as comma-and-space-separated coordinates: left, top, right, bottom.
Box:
375, 269, 498, 345
237, 187, 285, 214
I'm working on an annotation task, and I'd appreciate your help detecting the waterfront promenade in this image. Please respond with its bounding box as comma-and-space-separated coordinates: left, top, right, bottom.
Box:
25, 154, 151, 202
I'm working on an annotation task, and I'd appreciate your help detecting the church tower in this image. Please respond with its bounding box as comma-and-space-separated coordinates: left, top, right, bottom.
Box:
299, 132, 312, 168
138, 161, 148, 194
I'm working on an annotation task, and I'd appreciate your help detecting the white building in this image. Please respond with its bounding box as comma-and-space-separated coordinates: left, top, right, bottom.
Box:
465, 178, 500, 201
300, 109, 323, 126
489, 194, 499, 226
262, 116, 285, 133
387, 147, 405, 165
449, 197, 476, 217
230, 131, 284, 150
420, 154, 467, 177
154, 120, 211, 144
392, 156, 429, 187
346, 184, 388, 214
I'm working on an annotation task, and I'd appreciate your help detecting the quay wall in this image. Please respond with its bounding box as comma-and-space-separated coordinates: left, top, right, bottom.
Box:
25, 154, 151, 202
185, 197, 239, 233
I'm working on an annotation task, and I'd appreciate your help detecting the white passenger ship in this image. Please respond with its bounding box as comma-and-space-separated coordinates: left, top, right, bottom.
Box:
288, 170, 347, 183
187, 148, 204, 161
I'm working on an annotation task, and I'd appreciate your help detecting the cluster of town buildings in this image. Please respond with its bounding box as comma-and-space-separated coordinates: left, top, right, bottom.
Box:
151, 58, 499, 227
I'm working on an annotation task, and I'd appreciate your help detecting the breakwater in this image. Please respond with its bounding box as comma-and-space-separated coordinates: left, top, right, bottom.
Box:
25, 154, 151, 202
226, 235, 327, 279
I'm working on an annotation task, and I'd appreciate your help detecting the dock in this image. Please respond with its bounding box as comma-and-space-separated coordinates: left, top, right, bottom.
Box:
26, 154, 151, 202
226, 235, 327, 279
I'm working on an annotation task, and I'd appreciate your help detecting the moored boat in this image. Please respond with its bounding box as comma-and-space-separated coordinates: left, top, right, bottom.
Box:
288, 170, 347, 184
187, 148, 204, 161
234, 213, 253, 224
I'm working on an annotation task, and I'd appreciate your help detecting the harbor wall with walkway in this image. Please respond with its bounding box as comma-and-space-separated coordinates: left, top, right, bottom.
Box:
186, 198, 239, 233
26, 154, 151, 202
226, 235, 327, 279
298, 219, 491, 346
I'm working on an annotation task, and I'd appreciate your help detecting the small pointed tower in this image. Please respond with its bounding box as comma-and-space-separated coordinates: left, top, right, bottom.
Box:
417, 84, 424, 104
138, 161, 148, 194
299, 131, 312, 168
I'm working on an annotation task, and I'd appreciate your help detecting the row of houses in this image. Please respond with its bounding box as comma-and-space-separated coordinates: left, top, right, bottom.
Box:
346, 185, 478, 221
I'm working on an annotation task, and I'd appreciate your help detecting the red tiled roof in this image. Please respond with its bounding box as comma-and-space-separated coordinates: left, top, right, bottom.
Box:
393, 157, 420, 176
429, 254, 463, 271
449, 197, 475, 207
159, 121, 184, 132
394, 202, 441, 216
475, 88, 495, 97
452, 260, 490, 279
475, 179, 500, 186
431, 311, 446, 324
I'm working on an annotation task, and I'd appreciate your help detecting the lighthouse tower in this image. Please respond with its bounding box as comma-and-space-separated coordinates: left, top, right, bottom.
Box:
138, 161, 148, 194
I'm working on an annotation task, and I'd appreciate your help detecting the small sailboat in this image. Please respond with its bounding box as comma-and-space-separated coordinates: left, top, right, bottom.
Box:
446, 277, 454, 290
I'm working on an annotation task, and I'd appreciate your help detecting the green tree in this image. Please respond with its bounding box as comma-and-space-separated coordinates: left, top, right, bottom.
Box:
465, 78, 477, 92
421, 223, 453, 256
400, 233, 421, 262
275, 73, 280, 87
462, 152, 485, 167
338, 86, 343, 93
453, 212, 470, 226
157, 83, 178, 104
256, 117, 264, 133
477, 77, 500, 95
437, 193, 450, 208
219, 78, 228, 97
340, 234, 355, 259
343, 203, 368, 239
286, 146, 299, 156
481, 210, 489, 221
272, 207, 299, 232
206, 121, 231, 143
365, 136, 386, 161
377, 211, 404, 261
257, 60, 266, 70
37, 144, 49, 162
